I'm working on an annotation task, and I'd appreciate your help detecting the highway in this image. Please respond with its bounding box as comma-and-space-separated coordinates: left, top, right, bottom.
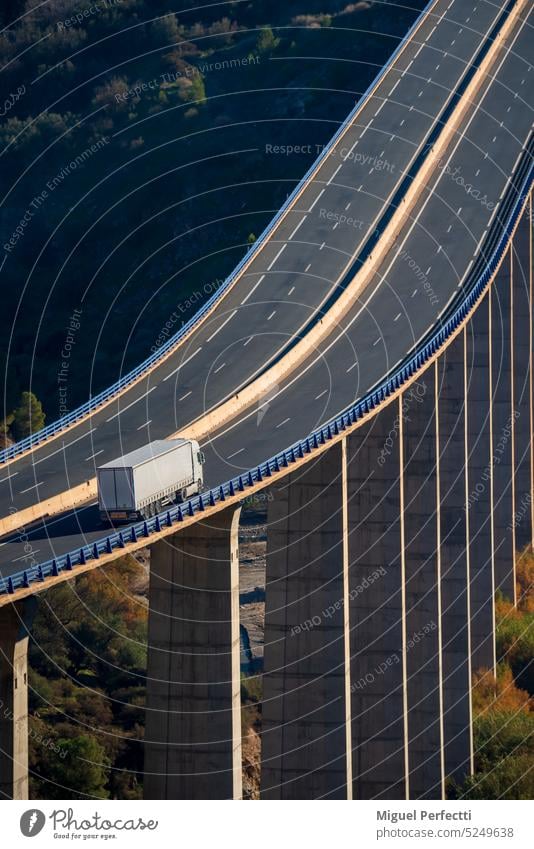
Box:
0, 0, 513, 513
0, 0, 532, 580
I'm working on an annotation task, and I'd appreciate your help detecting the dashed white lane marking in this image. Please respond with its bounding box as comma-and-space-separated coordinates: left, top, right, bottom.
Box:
13, 549, 41, 562
267, 244, 286, 270
137, 420, 152, 430
394, 312, 402, 321
319, 242, 326, 250
276, 417, 291, 428
373, 337, 382, 346
163, 347, 202, 381
178, 390, 192, 401
360, 119, 373, 138
374, 100, 386, 117
213, 362, 226, 374
333, 221, 339, 230
308, 188, 325, 212
287, 286, 295, 296
315, 389, 328, 400
346, 362, 358, 373
20, 482, 42, 494
241, 274, 265, 305
33, 427, 98, 465
228, 447, 244, 459
289, 216, 307, 240
85, 449, 104, 462
305, 263, 312, 272
206, 311, 237, 343
243, 336, 253, 346
267, 310, 276, 321
344, 139, 359, 160
388, 79, 400, 96
0, 471, 18, 484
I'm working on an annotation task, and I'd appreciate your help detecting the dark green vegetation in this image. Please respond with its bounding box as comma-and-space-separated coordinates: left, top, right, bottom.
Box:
1, 390, 45, 445
1, 0, 424, 422
450, 551, 534, 800
29, 556, 147, 798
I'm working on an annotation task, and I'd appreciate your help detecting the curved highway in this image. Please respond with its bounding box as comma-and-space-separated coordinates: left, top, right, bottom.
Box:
0, 0, 515, 513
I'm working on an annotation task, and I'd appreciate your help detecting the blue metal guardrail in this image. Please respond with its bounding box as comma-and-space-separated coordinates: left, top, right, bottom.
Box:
0, 0, 438, 466
2, 149, 532, 596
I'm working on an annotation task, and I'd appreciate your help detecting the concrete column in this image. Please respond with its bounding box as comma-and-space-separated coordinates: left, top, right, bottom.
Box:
0, 600, 34, 800
261, 442, 351, 799
466, 292, 496, 673
436, 333, 473, 783
346, 403, 407, 800
401, 369, 443, 800
511, 202, 533, 554
144, 507, 242, 800
491, 256, 516, 603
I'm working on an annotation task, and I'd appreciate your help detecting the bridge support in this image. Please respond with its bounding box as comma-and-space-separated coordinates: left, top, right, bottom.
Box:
436, 336, 473, 784
346, 404, 407, 800
0, 600, 34, 800
491, 257, 515, 602
511, 199, 533, 555
144, 507, 242, 800
261, 443, 351, 799
466, 293, 496, 674
401, 371, 443, 799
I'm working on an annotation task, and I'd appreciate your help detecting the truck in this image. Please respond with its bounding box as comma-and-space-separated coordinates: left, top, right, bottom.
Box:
97, 439, 205, 523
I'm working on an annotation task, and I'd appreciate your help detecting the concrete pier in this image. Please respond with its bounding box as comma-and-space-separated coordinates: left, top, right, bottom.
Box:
261, 443, 351, 799
466, 292, 496, 674
490, 258, 516, 603
144, 508, 242, 800
0, 601, 33, 800
436, 334, 472, 784
511, 203, 533, 555
401, 370, 443, 800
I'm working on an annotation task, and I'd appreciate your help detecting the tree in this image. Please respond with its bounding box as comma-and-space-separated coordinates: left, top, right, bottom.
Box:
256, 27, 279, 54
11, 391, 45, 440
37, 735, 110, 799
0, 413, 14, 448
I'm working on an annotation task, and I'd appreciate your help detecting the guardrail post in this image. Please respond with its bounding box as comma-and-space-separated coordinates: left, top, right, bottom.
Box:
0, 599, 36, 799
144, 506, 242, 800
261, 442, 351, 799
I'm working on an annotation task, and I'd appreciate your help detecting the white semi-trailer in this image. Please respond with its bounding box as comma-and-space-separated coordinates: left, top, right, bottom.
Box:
97, 439, 205, 523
